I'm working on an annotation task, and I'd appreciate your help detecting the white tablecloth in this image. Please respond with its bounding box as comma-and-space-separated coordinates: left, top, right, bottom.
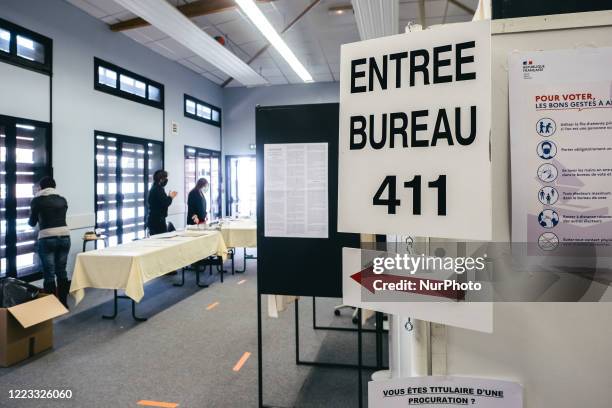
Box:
219, 219, 257, 248
70, 230, 227, 304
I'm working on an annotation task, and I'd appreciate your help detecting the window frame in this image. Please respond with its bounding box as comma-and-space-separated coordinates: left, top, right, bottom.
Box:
94, 131, 164, 245
94, 57, 165, 109
183, 94, 222, 127
0, 17, 53, 75
184, 146, 222, 220
0, 114, 53, 282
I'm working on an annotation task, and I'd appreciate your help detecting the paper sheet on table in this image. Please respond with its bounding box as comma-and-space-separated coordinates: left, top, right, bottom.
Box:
264, 143, 328, 238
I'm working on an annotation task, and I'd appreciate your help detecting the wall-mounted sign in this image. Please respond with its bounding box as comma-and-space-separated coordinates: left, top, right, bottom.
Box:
509, 47, 612, 251
338, 21, 492, 240
369, 376, 522, 408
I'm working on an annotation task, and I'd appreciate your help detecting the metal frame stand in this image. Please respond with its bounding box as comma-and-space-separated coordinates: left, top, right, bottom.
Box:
257, 295, 367, 408
297, 298, 387, 370
312, 297, 385, 335
102, 289, 147, 322
235, 247, 256, 273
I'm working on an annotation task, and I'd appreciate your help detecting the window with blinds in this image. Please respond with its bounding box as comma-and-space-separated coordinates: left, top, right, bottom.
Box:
95, 132, 163, 246
0, 115, 52, 280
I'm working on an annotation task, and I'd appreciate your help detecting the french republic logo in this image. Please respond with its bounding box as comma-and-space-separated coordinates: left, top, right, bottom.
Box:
522, 58, 545, 78
522, 58, 545, 73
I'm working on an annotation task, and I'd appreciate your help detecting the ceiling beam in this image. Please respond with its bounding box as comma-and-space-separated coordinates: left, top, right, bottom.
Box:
109, 0, 272, 32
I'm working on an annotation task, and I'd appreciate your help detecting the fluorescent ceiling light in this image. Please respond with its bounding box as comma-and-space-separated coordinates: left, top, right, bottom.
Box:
235, 0, 313, 83
114, 0, 266, 87
351, 0, 399, 40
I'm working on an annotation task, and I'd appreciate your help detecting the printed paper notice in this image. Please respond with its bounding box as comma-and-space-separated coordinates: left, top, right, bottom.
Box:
509, 47, 612, 252
264, 143, 328, 238
368, 376, 522, 408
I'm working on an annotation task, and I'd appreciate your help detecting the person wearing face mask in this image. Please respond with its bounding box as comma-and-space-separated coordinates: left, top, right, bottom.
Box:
187, 178, 209, 225
147, 169, 178, 235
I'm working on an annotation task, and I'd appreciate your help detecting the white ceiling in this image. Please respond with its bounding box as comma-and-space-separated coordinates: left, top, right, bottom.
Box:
65, 0, 478, 87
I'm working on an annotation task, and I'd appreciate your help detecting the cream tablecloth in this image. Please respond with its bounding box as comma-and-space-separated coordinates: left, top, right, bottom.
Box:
219, 219, 257, 248
70, 230, 227, 304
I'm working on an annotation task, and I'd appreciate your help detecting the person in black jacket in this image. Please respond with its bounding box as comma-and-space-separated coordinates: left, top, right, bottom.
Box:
28, 176, 71, 307
147, 170, 177, 235
187, 178, 209, 225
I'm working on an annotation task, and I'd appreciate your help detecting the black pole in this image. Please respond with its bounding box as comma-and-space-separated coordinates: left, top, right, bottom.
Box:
295, 299, 300, 365
357, 308, 363, 408
312, 296, 316, 329
375, 312, 383, 369
257, 292, 263, 408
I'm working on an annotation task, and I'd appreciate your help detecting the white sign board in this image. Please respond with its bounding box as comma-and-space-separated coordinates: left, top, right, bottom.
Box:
264, 143, 328, 238
369, 376, 522, 408
509, 47, 612, 249
342, 247, 492, 332
338, 21, 492, 240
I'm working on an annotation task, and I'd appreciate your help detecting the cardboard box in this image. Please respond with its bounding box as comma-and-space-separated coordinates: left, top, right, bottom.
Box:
0, 293, 68, 367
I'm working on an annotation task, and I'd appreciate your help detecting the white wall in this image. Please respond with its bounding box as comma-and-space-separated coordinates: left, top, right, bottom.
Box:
0, 0, 223, 274
222, 82, 340, 157
0, 63, 49, 122
445, 14, 612, 408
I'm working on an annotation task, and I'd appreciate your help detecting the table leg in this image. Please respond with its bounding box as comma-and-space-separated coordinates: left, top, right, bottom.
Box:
102, 289, 118, 319
102, 289, 147, 321
130, 299, 147, 322
231, 249, 235, 275
173, 268, 185, 287
196, 266, 210, 288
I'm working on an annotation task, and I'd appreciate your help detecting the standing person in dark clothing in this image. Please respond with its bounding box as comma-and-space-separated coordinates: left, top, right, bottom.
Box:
28, 176, 71, 307
147, 170, 177, 235
187, 178, 209, 225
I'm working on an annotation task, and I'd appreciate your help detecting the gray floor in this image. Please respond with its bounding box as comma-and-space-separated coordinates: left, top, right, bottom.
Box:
0, 255, 386, 407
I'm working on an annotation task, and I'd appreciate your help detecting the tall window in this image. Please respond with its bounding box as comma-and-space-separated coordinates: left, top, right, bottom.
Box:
184, 147, 221, 220
95, 132, 163, 246
0, 115, 52, 280
225, 155, 256, 218
0, 18, 52, 75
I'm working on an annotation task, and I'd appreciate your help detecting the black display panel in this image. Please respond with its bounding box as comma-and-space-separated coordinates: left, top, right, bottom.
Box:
256, 103, 360, 297
492, 0, 611, 19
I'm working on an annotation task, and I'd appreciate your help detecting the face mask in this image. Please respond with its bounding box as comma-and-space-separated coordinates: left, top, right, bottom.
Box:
202, 185, 209, 193
161, 179, 168, 187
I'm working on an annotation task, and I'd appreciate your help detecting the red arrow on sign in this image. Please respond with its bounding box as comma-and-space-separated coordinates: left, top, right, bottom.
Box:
350, 265, 464, 300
